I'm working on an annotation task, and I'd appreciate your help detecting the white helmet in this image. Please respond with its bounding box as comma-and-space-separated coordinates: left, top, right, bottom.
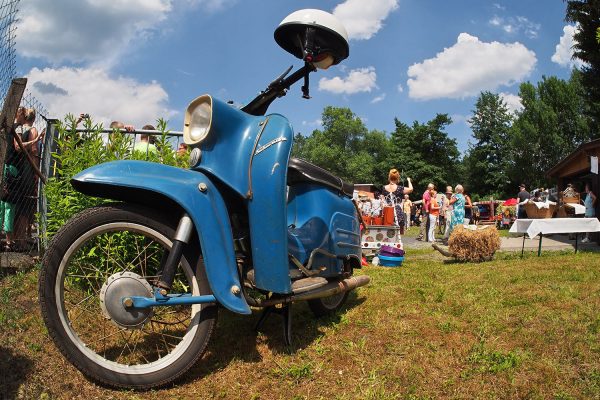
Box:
274, 9, 349, 69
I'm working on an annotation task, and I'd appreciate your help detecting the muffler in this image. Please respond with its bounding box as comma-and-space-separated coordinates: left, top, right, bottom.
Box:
245, 275, 370, 307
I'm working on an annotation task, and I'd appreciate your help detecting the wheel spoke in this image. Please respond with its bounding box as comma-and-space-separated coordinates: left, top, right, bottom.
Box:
46, 213, 213, 383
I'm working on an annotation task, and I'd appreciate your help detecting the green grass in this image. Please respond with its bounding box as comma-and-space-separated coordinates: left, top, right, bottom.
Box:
2, 250, 600, 399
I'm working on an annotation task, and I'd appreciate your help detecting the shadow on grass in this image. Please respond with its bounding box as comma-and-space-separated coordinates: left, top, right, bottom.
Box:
182, 290, 366, 383
0, 346, 33, 399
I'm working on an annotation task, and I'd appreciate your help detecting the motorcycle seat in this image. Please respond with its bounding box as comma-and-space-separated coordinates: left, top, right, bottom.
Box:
287, 158, 354, 198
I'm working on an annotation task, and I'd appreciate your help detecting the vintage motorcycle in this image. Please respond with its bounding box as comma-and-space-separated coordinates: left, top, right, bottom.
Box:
39, 9, 369, 389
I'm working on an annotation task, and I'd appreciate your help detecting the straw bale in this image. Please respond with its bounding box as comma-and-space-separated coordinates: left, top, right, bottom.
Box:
447, 226, 501, 262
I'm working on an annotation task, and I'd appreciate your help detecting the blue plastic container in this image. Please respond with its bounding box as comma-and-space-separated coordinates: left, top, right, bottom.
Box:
378, 255, 404, 267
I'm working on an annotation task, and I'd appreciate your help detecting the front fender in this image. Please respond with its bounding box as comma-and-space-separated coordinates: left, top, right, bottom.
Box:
71, 160, 251, 315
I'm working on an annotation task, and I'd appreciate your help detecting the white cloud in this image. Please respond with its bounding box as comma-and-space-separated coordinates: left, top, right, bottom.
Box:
488, 15, 540, 39
450, 114, 470, 126
319, 67, 377, 95
333, 0, 398, 40
499, 92, 523, 114
407, 33, 536, 100
370, 93, 386, 104
552, 25, 585, 69
302, 119, 323, 128
15, 0, 235, 65
397, 83, 404, 93
16, 0, 171, 65
489, 16, 502, 27
27, 67, 177, 128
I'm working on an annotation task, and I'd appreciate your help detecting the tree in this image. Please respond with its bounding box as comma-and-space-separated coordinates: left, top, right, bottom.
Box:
566, 0, 600, 125
464, 92, 513, 198
508, 71, 592, 189
389, 114, 460, 193
292, 106, 391, 183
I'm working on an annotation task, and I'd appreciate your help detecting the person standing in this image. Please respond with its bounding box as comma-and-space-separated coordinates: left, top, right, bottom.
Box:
428, 189, 440, 242
402, 194, 412, 230
443, 186, 453, 241
448, 184, 466, 234
133, 125, 158, 156
12, 108, 43, 250
1, 107, 26, 251
463, 190, 473, 226
582, 183, 597, 243
380, 169, 413, 232
517, 183, 530, 219
417, 183, 434, 240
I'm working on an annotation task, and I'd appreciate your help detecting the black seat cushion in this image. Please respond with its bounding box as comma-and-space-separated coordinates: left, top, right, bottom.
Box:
287, 158, 354, 198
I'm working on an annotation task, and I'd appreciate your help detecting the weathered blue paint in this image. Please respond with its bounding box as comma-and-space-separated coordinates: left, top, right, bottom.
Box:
72, 161, 251, 314
244, 116, 294, 293
192, 98, 295, 294
128, 294, 217, 309
287, 183, 360, 277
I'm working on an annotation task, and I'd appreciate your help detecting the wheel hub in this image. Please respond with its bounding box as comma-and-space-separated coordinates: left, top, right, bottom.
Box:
100, 272, 154, 329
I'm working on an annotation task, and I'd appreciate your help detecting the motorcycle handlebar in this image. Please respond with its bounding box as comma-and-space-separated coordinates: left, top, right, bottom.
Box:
241, 63, 316, 116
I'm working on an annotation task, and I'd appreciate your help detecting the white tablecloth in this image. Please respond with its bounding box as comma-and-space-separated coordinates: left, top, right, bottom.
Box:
509, 218, 600, 238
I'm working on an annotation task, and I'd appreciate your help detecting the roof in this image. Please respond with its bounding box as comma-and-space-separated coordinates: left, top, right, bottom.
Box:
546, 138, 600, 178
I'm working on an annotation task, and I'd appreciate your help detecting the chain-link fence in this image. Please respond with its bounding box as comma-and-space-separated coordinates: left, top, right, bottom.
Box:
1, 0, 185, 257
0, 0, 49, 255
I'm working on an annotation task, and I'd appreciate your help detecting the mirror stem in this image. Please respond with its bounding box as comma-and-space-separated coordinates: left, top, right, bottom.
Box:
301, 62, 311, 99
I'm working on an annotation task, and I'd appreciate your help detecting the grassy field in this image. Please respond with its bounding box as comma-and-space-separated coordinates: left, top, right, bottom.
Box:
2, 249, 600, 399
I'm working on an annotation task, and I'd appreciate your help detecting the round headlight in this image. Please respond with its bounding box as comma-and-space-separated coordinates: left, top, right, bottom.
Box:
184, 95, 213, 145
189, 102, 211, 141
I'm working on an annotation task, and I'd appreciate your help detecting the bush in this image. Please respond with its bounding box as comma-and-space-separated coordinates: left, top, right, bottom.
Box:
44, 115, 188, 240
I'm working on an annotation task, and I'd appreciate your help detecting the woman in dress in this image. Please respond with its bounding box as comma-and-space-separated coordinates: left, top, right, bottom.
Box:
448, 184, 466, 234
12, 108, 42, 250
380, 168, 413, 233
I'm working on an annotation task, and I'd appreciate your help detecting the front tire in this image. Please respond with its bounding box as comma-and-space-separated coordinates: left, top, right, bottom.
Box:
39, 204, 217, 389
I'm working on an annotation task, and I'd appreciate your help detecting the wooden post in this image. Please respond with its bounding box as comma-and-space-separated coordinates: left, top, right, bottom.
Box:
0, 78, 47, 184
0, 78, 27, 184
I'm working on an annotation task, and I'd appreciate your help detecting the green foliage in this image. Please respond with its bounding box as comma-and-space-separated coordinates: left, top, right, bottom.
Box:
566, 0, 600, 125
44, 115, 186, 240
464, 92, 513, 198
292, 106, 391, 184
293, 107, 461, 198
508, 71, 592, 189
390, 114, 461, 193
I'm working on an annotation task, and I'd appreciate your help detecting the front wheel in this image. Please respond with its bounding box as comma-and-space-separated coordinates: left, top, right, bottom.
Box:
307, 290, 349, 317
39, 204, 217, 389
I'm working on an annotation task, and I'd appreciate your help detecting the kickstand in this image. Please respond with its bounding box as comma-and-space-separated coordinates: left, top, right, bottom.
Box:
255, 304, 292, 346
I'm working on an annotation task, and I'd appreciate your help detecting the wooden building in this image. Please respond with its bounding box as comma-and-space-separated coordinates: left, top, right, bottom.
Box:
547, 138, 600, 242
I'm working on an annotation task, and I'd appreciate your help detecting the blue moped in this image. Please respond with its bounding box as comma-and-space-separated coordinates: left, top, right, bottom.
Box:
39, 9, 369, 389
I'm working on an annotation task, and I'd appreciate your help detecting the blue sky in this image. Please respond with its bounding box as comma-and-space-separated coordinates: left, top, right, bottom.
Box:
16, 0, 579, 153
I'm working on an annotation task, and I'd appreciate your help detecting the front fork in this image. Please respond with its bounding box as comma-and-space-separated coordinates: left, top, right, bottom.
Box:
127, 213, 218, 309
156, 213, 194, 291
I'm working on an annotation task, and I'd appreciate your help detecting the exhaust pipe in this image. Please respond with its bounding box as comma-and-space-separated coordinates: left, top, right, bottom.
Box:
245, 275, 370, 307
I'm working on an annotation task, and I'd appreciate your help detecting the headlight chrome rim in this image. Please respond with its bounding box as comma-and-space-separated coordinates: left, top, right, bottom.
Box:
184, 95, 213, 145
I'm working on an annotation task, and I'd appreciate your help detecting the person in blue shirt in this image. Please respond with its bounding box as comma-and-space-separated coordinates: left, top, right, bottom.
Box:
582, 183, 597, 243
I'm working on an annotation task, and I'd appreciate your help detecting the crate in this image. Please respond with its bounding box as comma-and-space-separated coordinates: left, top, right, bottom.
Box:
524, 202, 556, 219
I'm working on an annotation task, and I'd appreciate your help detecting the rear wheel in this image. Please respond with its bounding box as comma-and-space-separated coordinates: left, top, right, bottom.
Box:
39, 204, 217, 389
307, 290, 349, 317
